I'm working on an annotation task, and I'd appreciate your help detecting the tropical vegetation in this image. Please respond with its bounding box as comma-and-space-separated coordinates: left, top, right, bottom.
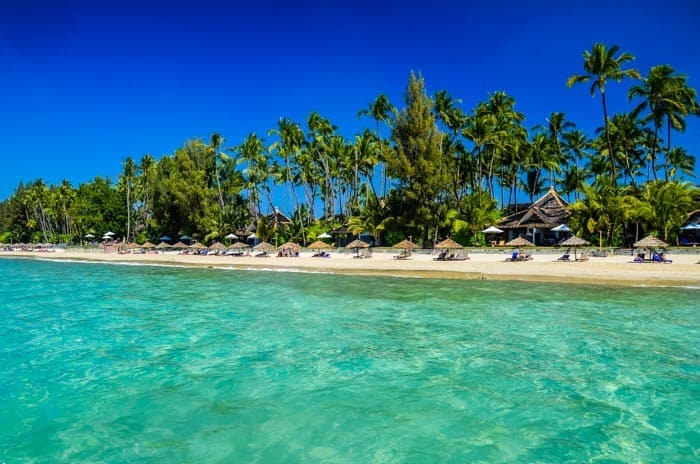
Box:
1, 43, 698, 247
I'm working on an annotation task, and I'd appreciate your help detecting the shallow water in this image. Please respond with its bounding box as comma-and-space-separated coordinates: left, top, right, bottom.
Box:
0, 258, 698, 462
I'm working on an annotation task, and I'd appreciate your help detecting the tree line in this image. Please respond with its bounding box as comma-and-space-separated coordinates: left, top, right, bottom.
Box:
1, 43, 698, 247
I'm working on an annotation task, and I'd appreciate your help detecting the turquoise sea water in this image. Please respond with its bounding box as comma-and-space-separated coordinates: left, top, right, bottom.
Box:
0, 258, 698, 463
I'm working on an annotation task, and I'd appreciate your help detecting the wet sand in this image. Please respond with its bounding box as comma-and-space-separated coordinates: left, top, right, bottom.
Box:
3, 248, 700, 287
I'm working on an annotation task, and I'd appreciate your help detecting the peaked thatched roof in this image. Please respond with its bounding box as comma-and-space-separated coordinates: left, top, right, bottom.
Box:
498, 187, 570, 229
505, 236, 535, 247
435, 238, 463, 249
393, 239, 419, 250
253, 241, 276, 252
209, 241, 228, 250
633, 236, 668, 248
560, 236, 590, 247
279, 241, 300, 250
346, 239, 370, 249
307, 240, 332, 249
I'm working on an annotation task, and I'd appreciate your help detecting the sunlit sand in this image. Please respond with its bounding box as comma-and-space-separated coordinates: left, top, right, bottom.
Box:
4, 248, 699, 287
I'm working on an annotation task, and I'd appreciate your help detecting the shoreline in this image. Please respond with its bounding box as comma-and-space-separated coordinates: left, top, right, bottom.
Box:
3, 249, 700, 288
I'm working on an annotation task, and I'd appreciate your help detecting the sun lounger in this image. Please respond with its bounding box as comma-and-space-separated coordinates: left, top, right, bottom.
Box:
557, 254, 570, 261
448, 252, 469, 261
433, 251, 448, 261
575, 252, 589, 262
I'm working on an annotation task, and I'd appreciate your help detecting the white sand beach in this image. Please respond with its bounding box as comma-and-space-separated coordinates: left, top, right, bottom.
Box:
3, 248, 699, 287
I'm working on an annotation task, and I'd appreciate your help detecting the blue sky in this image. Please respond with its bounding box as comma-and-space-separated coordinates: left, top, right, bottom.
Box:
2, 0, 699, 201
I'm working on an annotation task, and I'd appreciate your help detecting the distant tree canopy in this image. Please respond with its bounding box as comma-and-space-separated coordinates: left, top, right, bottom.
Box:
1, 44, 699, 247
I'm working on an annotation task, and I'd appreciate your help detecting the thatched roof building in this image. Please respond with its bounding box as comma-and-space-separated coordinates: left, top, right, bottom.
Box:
499, 187, 569, 230
498, 187, 570, 245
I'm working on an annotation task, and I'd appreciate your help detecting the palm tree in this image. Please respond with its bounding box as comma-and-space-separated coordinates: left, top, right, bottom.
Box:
269, 118, 304, 214
629, 65, 699, 181
666, 147, 696, 180
209, 132, 226, 212
138, 154, 154, 238
358, 94, 395, 197
235, 133, 270, 215
121, 157, 136, 243
567, 43, 640, 180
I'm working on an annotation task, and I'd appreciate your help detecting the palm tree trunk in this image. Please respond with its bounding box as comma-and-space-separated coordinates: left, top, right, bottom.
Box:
601, 92, 617, 181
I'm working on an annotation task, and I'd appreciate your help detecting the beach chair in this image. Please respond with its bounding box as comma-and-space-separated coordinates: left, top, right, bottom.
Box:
575, 252, 589, 262
557, 248, 571, 261
433, 251, 448, 261
449, 252, 469, 261
506, 251, 519, 262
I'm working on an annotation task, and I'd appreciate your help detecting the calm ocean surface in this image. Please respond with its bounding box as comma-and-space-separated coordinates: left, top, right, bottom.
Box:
0, 258, 698, 463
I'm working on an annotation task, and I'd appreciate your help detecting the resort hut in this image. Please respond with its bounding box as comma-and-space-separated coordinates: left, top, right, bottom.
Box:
505, 236, 535, 261
559, 235, 590, 261
633, 235, 668, 261
393, 238, 419, 259
345, 239, 370, 258
498, 187, 570, 245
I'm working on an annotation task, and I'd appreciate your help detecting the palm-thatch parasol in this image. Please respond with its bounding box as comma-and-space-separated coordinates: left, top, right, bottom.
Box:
209, 241, 228, 251
559, 235, 589, 261
633, 235, 668, 248
633, 235, 668, 260
505, 236, 534, 259
171, 241, 189, 249
505, 236, 534, 247
253, 241, 275, 253
140, 241, 155, 249
155, 241, 170, 249
308, 240, 331, 250
229, 241, 250, 249
393, 238, 419, 258
435, 238, 463, 250
346, 238, 370, 257
393, 238, 419, 250
190, 242, 207, 250
279, 241, 300, 251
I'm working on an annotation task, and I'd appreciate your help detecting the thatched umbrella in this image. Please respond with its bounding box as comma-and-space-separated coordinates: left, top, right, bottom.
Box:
229, 241, 250, 249
434, 238, 465, 260
633, 235, 668, 260
346, 238, 370, 257
155, 241, 170, 250
435, 238, 463, 250
140, 241, 155, 249
190, 242, 207, 250
560, 235, 590, 261
393, 238, 419, 258
308, 240, 331, 250
171, 241, 189, 249
253, 241, 275, 253
393, 238, 419, 250
505, 236, 534, 259
209, 241, 228, 251
279, 241, 300, 251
